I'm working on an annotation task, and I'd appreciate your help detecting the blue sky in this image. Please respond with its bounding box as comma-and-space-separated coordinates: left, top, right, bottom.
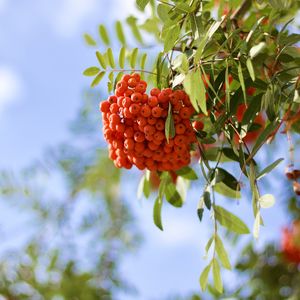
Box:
0, 1, 298, 299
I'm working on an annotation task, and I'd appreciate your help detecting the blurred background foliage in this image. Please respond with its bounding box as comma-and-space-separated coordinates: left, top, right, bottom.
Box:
0, 90, 141, 299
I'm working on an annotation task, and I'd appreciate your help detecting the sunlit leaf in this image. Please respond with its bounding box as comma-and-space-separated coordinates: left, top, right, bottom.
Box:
212, 258, 223, 293
91, 71, 105, 87
153, 196, 163, 230
259, 194, 275, 208
200, 263, 211, 291
96, 51, 107, 69
215, 235, 231, 270
115, 21, 126, 44
83, 67, 100, 76
84, 34, 97, 46
107, 48, 115, 68
98, 25, 110, 45
214, 205, 250, 234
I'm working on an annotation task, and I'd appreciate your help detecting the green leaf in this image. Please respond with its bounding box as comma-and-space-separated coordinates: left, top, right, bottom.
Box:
119, 47, 126, 69
84, 33, 97, 46
174, 2, 192, 13
194, 16, 226, 62
173, 53, 189, 73
115, 21, 126, 44
83, 67, 100, 76
214, 182, 241, 199
98, 25, 110, 45
258, 194, 275, 208
165, 103, 175, 142
153, 196, 163, 230
156, 52, 163, 89
137, 172, 150, 199
251, 120, 279, 157
200, 263, 211, 291
241, 94, 263, 126
237, 62, 246, 104
253, 211, 260, 239
157, 4, 170, 21
250, 42, 266, 59
164, 24, 180, 52
257, 158, 284, 180
130, 48, 139, 69
216, 168, 241, 191
136, 0, 150, 10
214, 205, 250, 234
215, 235, 231, 270
140, 53, 147, 69
96, 51, 107, 69
176, 166, 198, 180
107, 48, 115, 68
183, 69, 207, 114
165, 183, 183, 207
205, 237, 214, 254
91, 71, 105, 87
204, 190, 211, 210
127, 16, 143, 44
246, 58, 255, 81
212, 258, 223, 293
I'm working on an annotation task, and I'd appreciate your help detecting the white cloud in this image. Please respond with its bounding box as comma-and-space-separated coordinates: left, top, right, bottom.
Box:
0, 67, 23, 113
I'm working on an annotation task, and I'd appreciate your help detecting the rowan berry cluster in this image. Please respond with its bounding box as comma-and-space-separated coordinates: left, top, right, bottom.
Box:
99, 73, 196, 171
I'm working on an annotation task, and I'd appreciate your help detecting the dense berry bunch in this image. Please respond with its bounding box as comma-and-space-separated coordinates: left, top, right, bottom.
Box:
99, 73, 196, 171
281, 221, 300, 264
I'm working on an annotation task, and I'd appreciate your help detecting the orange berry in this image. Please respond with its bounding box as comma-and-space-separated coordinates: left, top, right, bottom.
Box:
124, 139, 135, 150
116, 124, 125, 133
193, 121, 204, 131
148, 96, 159, 107
100, 101, 110, 113
124, 89, 133, 97
131, 92, 143, 103
110, 103, 119, 114
123, 108, 133, 118
154, 131, 165, 141
116, 81, 128, 93
128, 77, 137, 88
108, 95, 117, 104
140, 104, 152, 117
131, 73, 141, 82
152, 106, 163, 118
147, 116, 157, 125
135, 142, 145, 153
109, 114, 121, 125
179, 107, 192, 119
121, 74, 131, 82
134, 131, 145, 143
175, 123, 186, 135
174, 135, 186, 145
137, 116, 147, 127
150, 88, 160, 96
142, 94, 148, 103
144, 125, 156, 135
158, 90, 169, 103
124, 127, 134, 138
129, 103, 140, 115
148, 142, 159, 151
155, 119, 165, 131
122, 97, 131, 108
